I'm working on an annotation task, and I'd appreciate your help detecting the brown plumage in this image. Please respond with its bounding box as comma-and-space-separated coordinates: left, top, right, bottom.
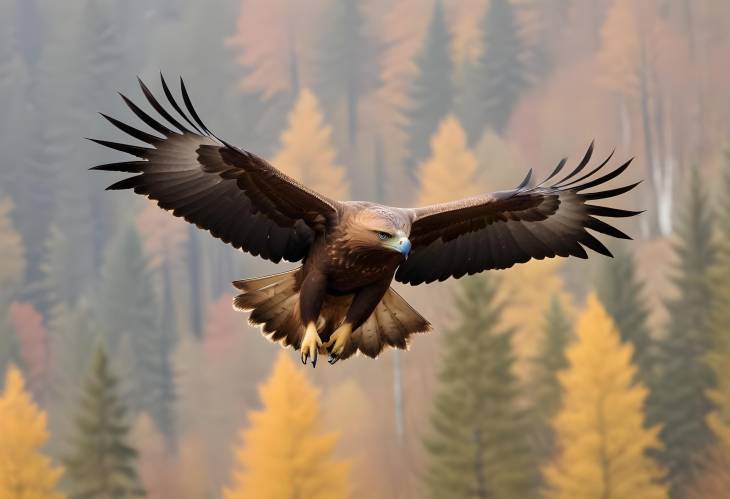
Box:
91, 75, 641, 367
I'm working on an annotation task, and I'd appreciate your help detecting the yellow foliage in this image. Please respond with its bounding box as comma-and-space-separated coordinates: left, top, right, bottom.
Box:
224, 352, 351, 499
473, 128, 528, 190
0, 198, 25, 303
596, 0, 640, 96
0, 366, 65, 499
544, 295, 667, 499
416, 115, 480, 206
446, 0, 487, 66
498, 258, 573, 378
273, 89, 349, 200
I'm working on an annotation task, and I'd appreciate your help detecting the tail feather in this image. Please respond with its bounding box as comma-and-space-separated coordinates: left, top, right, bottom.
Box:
233, 269, 432, 359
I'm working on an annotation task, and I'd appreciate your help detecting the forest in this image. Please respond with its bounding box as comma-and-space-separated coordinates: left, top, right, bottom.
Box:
1, 0, 730, 498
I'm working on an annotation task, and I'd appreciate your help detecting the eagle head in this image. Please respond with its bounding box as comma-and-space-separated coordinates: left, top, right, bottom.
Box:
347, 207, 411, 257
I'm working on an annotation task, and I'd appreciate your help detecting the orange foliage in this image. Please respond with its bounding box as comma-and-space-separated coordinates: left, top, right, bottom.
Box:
136, 200, 187, 268
8, 302, 48, 395
226, 0, 327, 97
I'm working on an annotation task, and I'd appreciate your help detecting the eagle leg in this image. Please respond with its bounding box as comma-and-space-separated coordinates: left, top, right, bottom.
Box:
300, 322, 322, 368
326, 323, 353, 364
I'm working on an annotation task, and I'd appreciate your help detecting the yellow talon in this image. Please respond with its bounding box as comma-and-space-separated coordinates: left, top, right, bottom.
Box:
327, 323, 353, 359
300, 322, 322, 368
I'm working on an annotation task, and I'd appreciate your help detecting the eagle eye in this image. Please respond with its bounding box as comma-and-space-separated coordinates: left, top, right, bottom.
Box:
377, 231, 391, 241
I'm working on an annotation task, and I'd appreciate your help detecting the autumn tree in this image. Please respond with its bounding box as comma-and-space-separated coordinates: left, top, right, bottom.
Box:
0, 365, 65, 499
651, 171, 716, 496
227, 0, 327, 98
596, 244, 653, 385
499, 258, 572, 378
63, 347, 145, 499
224, 351, 350, 499
529, 296, 572, 463
273, 89, 349, 199
0, 197, 25, 372
8, 303, 47, 399
458, 0, 527, 143
424, 275, 535, 499
315, 0, 379, 146
403, 0, 453, 175
544, 294, 667, 499
416, 115, 480, 206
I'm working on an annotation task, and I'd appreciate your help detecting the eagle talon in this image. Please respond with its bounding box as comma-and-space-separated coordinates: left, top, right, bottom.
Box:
300, 322, 322, 368
326, 323, 353, 359
328, 353, 339, 365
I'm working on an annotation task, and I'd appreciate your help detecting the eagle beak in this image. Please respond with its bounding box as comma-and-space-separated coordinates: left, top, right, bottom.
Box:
397, 237, 411, 256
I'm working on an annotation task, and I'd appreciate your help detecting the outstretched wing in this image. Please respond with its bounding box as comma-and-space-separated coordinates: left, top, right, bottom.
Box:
396, 143, 642, 285
91, 75, 339, 264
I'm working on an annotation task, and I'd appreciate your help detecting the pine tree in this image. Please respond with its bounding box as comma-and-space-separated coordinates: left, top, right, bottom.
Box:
651, 170, 716, 496
63, 347, 145, 499
416, 115, 480, 206
403, 0, 453, 175
46, 302, 98, 441
529, 296, 572, 462
223, 351, 350, 499
457, 0, 527, 143
0, 365, 65, 499
273, 89, 350, 199
41, 166, 95, 309
0, 0, 30, 200
315, 0, 379, 146
544, 294, 667, 499
705, 150, 730, 473
424, 275, 535, 499
596, 244, 653, 384
97, 226, 175, 430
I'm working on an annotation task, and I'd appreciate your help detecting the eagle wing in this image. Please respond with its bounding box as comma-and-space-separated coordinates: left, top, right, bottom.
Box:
91, 75, 339, 264
395, 143, 642, 285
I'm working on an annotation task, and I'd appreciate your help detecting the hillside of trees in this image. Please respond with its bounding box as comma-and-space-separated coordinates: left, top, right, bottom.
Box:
1, 0, 730, 497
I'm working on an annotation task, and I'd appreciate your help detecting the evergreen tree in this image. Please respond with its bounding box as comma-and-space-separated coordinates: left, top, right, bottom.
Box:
47, 302, 98, 442
529, 296, 572, 462
63, 347, 145, 499
0, 0, 30, 200
544, 294, 667, 499
596, 244, 653, 384
224, 352, 350, 499
186, 225, 204, 338
706, 150, 730, 465
0, 365, 65, 499
403, 0, 453, 175
423, 275, 535, 499
97, 226, 175, 430
272, 89, 350, 199
651, 170, 716, 497
457, 0, 527, 143
150, 260, 178, 449
41, 166, 95, 309
416, 115, 480, 206
315, 0, 379, 146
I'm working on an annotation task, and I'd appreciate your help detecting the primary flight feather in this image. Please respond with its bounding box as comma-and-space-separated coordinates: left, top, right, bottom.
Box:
91, 75, 641, 367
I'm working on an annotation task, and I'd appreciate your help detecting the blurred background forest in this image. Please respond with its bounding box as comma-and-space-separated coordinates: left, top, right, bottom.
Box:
1, 0, 730, 498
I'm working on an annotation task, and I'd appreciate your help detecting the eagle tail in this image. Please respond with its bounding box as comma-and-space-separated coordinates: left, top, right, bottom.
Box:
233, 269, 431, 359
233, 268, 306, 348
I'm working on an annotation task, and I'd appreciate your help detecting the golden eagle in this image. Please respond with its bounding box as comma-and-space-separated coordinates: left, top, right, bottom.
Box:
92, 76, 640, 367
